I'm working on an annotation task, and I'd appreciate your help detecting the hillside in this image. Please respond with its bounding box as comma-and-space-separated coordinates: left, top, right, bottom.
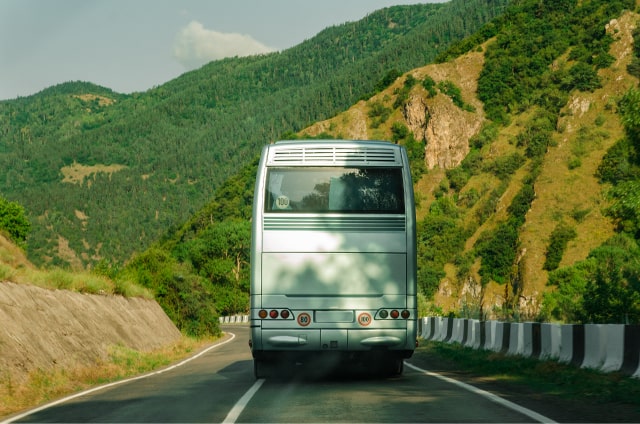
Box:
140, 0, 640, 328
2, 0, 639, 332
0, 0, 508, 269
301, 2, 639, 319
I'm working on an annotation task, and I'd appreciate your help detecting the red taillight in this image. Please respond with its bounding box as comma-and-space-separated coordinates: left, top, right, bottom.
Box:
390, 310, 400, 319
258, 309, 292, 319
401, 310, 410, 319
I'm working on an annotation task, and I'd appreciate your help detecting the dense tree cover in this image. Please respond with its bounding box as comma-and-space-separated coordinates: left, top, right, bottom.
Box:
121, 159, 257, 335
4, 0, 639, 331
0, 0, 508, 271
148, 0, 638, 328
474, 0, 632, 123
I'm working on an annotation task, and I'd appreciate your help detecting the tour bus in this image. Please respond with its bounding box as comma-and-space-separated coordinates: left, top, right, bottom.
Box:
249, 140, 417, 378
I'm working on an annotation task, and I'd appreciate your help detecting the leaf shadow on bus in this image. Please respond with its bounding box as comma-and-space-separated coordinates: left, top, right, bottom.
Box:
265, 240, 406, 308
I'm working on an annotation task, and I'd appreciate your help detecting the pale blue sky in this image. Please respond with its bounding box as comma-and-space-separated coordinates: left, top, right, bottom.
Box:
0, 0, 448, 101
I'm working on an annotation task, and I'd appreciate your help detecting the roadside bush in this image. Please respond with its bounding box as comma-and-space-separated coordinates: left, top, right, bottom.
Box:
0, 196, 31, 246
123, 248, 221, 337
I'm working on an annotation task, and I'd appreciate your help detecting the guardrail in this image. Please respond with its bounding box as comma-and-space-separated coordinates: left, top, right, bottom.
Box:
420, 317, 640, 377
219, 315, 249, 324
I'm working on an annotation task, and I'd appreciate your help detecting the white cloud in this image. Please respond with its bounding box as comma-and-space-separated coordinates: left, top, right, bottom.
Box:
173, 21, 276, 69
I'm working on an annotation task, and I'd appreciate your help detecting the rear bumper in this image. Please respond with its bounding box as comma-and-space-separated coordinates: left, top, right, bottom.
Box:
250, 326, 416, 360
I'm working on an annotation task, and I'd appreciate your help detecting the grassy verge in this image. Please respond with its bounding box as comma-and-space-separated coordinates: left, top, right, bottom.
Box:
0, 336, 218, 419
2, 266, 153, 299
412, 340, 640, 407
1, 236, 151, 299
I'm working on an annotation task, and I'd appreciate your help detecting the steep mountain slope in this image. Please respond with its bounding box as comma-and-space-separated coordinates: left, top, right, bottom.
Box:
115, 0, 640, 329
299, 6, 638, 317
0, 0, 508, 269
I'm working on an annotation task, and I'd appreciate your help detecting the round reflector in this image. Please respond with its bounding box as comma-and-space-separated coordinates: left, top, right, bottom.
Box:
280, 310, 290, 319
401, 310, 410, 319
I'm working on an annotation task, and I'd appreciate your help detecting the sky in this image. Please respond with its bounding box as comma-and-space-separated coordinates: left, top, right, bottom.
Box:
0, 0, 448, 101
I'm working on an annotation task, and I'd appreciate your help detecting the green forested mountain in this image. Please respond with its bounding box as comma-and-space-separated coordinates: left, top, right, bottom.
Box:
121, 0, 640, 335
4, 0, 640, 337
0, 0, 507, 269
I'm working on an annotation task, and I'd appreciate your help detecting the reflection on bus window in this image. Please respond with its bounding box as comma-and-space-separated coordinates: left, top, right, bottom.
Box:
265, 167, 404, 214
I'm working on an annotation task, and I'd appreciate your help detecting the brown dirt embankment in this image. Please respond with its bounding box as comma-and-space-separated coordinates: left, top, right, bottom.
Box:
0, 281, 181, 385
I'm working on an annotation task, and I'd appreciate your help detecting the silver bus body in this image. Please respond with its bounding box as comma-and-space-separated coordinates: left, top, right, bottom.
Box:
249, 140, 417, 377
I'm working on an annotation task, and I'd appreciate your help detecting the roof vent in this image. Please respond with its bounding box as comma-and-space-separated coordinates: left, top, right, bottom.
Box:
268, 144, 401, 166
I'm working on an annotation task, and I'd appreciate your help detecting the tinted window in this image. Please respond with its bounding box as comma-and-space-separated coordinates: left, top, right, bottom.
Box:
265, 167, 404, 213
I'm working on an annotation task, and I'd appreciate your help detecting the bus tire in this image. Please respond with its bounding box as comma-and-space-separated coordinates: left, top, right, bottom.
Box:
254, 359, 265, 379
390, 358, 404, 376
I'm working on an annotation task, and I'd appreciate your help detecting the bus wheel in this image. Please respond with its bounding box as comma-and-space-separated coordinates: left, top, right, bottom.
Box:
254, 360, 265, 379
381, 357, 403, 377
390, 358, 404, 376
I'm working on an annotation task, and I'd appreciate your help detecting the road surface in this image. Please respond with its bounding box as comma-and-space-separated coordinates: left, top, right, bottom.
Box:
9, 325, 552, 423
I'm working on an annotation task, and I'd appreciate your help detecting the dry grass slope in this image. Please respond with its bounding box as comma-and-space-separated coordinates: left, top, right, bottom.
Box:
298, 11, 639, 317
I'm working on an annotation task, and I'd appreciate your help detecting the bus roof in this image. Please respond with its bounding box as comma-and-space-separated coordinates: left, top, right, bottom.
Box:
266, 140, 404, 167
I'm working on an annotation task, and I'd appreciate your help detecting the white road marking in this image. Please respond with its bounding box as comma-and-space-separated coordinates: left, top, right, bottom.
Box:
405, 362, 557, 423
2, 332, 237, 424
222, 378, 265, 424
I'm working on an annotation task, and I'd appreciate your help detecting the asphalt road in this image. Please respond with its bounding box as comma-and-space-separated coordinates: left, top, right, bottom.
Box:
10, 325, 553, 423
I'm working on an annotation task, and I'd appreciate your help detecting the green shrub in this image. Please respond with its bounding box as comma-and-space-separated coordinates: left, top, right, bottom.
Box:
543, 223, 577, 271
437, 80, 466, 109
123, 248, 221, 337
0, 197, 31, 246
475, 221, 519, 285
422, 76, 437, 97
446, 167, 470, 192
484, 153, 526, 180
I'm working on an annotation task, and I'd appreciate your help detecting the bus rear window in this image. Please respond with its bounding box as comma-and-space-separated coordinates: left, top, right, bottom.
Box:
265, 167, 404, 214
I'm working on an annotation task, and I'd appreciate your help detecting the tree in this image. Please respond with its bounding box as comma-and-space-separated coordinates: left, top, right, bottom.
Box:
541, 235, 640, 324
565, 62, 602, 92
540, 264, 590, 323
122, 248, 221, 336
619, 87, 640, 147
475, 221, 519, 285
0, 196, 31, 245
543, 222, 577, 271
606, 180, 640, 237
580, 235, 640, 324
183, 220, 250, 290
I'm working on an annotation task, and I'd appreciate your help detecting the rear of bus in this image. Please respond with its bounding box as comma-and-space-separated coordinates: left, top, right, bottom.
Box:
249, 140, 417, 377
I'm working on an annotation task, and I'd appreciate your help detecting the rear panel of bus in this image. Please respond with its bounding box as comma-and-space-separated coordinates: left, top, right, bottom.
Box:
250, 140, 417, 368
